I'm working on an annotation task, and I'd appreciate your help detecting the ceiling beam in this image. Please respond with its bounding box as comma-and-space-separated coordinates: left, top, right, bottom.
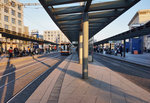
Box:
45, 0, 87, 6
61, 25, 80, 29
60, 24, 80, 28
89, 18, 108, 24
89, 10, 121, 19
63, 28, 81, 31
53, 0, 138, 15
89, 0, 138, 11
54, 6, 84, 15
56, 14, 82, 21
58, 20, 81, 25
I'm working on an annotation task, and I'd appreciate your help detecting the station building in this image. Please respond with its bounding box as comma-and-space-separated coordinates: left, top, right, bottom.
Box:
0, 0, 29, 52
128, 9, 150, 53
43, 30, 70, 51
43, 30, 69, 44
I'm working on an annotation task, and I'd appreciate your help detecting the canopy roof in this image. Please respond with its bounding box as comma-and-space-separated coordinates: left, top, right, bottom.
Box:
0, 28, 56, 45
39, 0, 140, 42
94, 21, 150, 45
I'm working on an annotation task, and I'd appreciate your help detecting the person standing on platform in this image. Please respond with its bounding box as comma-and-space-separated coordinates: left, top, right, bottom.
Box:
9, 47, 13, 58
14, 47, 19, 57
119, 45, 123, 57
126, 48, 129, 53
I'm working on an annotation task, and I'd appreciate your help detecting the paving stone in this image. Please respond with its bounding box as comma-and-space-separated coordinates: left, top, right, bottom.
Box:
26, 53, 150, 103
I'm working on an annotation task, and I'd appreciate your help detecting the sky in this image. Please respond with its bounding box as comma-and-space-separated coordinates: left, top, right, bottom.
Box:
18, 0, 150, 41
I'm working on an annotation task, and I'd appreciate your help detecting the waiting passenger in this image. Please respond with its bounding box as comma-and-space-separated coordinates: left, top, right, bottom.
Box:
9, 47, 13, 58
119, 46, 123, 57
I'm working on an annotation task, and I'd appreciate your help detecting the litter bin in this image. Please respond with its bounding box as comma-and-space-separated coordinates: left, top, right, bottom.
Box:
134, 50, 138, 54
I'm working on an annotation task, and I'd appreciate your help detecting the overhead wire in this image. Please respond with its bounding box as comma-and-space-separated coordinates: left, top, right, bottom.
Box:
24, 13, 48, 31
16, 0, 50, 32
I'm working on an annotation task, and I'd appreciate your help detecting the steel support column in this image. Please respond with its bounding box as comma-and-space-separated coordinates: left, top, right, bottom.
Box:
31, 42, 34, 49
10, 39, 13, 48
123, 39, 126, 57
102, 43, 104, 48
42, 44, 44, 49
79, 32, 83, 64
82, 12, 89, 79
18, 40, 21, 50
5, 38, 7, 53
102, 43, 104, 53
23, 41, 26, 50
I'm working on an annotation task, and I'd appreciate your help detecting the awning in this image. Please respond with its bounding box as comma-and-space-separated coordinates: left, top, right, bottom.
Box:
39, 0, 140, 42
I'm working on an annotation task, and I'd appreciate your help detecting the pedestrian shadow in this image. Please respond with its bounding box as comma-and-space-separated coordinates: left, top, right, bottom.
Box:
57, 65, 150, 103
32, 57, 51, 68
37, 52, 59, 59
0, 59, 16, 103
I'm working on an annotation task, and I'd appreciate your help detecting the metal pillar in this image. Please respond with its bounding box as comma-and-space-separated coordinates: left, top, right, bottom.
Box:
110, 43, 111, 50
102, 43, 104, 53
10, 39, 13, 48
82, 12, 89, 79
31, 42, 34, 48
42, 43, 44, 49
79, 32, 83, 64
18, 40, 21, 50
5, 38, 7, 53
123, 39, 126, 57
23, 41, 26, 50
102, 44, 104, 49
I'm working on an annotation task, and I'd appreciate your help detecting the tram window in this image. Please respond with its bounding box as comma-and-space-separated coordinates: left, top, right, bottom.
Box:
61, 45, 64, 50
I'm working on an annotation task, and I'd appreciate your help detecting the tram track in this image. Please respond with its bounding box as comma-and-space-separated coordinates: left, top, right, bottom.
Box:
0, 53, 67, 103
0, 53, 60, 79
0, 52, 59, 71
94, 53, 150, 93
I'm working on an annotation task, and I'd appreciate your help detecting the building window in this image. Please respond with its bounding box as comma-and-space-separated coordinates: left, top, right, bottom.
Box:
12, 26, 16, 31
18, 5, 21, 10
11, 9, 15, 16
11, 1, 16, 7
12, 18, 15, 24
18, 12, 21, 18
4, 24, 9, 29
0, 14, 1, 21
4, 0, 8, 3
18, 20, 21, 25
4, 6, 9, 13
18, 28, 22, 33
4, 15, 9, 22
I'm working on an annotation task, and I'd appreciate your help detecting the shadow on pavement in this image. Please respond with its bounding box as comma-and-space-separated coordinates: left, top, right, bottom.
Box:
57, 61, 149, 103
0, 59, 16, 102
33, 57, 51, 68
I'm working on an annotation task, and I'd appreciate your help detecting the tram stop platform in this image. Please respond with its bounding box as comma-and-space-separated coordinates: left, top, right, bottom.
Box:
26, 53, 150, 103
95, 52, 150, 68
